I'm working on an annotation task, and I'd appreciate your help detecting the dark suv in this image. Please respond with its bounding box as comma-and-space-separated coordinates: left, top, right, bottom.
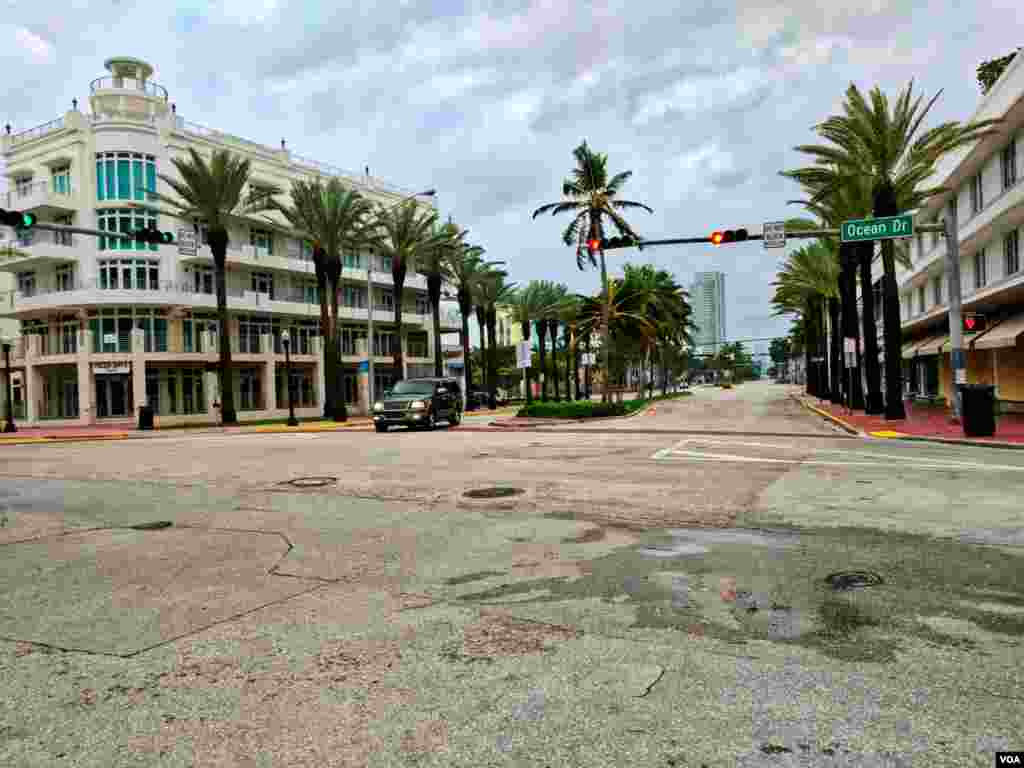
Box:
372, 377, 463, 432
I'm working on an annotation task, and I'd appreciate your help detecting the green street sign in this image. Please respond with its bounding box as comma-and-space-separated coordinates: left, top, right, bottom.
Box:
841, 214, 913, 243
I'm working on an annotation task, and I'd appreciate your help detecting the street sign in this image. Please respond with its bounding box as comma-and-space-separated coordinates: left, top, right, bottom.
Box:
177, 228, 197, 256
102, 333, 117, 345
763, 221, 786, 249
840, 215, 913, 243
516, 341, 531, 369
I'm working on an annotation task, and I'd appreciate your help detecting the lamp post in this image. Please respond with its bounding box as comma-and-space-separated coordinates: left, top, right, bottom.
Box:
3, 342, 16, 433
283, 332, 298, 427
367, 188, 436, 412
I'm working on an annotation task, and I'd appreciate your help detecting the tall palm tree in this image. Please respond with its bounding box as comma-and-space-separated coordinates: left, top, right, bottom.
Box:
443, 245, 503, 411
558, 295, 582, 400
372, 200, 445, 381
143, 148, 280, 425
273, 178, 376, 420
505, 282, 545, 405
541, 283, 568, 401
791, 81, 1001, 418
531, 281, 557, 401
479, 273, 518, 408
532, 141, 653, 402
419, 218, 464, 376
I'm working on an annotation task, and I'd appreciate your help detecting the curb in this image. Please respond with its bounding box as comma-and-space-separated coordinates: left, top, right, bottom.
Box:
793, 396, 863, 436
0, 433, 131, 446
866, 432, 1024, 450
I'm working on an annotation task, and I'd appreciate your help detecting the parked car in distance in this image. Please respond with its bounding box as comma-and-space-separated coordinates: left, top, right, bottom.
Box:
372, 377, 463, 432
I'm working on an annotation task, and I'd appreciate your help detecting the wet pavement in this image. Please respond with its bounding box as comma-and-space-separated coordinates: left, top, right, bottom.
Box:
1, 382, 1022, 766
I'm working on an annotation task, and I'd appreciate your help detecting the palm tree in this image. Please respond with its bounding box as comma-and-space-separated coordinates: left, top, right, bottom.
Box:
532, 141, 653, 402
419, 218, 464, 377
531, 281, 557, 401
372, 200, 445, 381
479, 273, 518, 408
791, 81, 1001, 418
273, 178, 376, 420
443, 245, 503, 411
558, 295, 582, 400
542, 283, 568, 401
505, 282, 545, 404
143, 148, 280, 425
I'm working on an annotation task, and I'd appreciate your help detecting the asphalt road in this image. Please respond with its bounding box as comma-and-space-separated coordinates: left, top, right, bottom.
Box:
1, 381, 1021, 767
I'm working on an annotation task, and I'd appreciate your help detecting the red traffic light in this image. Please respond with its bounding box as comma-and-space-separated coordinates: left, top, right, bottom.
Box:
710, 228, 749, 245
963, 313, 987, 333
587, 238, 601, 252
710, 231, 724, 245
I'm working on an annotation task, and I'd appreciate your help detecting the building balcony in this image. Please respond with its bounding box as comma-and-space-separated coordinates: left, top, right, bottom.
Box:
180, 243, 318, 276
5, 181, 76, 214
0, 228, 78, 272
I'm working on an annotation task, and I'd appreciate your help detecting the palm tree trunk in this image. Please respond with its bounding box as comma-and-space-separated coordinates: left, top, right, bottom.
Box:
428, 275, 443, 377
536, 320, 548, 401
314, 262, 333, 419
476, 308, 487, 396
209, 230, 236, 425
550, 319, 560, 401
829, 296, 842, 404
660, 348, 668, 397
572, 327, 582, 400
875, 182, 906, 420
459, 293, 476, 411
585, 333, 593, 399
485, 307, 498, 409
598, 248, 611, 403
328, 276, 346, 421
563, 324, 572, 399
857, 241, 884, 414
522, 320, 533, 405
392, 270, 406, 382
804, 311, 814, 398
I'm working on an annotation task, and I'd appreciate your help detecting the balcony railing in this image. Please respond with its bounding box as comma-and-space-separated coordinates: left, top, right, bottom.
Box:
2, 228, 76, 250
6, 181, 75, 209
90, 77, 169, 100
7, 116, 66, 146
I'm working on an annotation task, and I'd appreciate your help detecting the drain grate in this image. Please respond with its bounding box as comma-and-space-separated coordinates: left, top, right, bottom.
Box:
280, 476, 338, 488
463, 487, 523, 500
129, 521, 173, 531
824, 570, 884, 591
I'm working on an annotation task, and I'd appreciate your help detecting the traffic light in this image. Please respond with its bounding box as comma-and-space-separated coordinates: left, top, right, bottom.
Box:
963, 313, 987, 333
0, 209, 37, 230
601, 235, 640, 250
132, 224, 174, 245
586, 238, 601, 253
710, 228, 749, 245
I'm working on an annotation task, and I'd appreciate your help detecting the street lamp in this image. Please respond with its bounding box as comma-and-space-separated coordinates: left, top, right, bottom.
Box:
2, 342, 15, 433
283, 332, 298, 427
367, 188, 436, 412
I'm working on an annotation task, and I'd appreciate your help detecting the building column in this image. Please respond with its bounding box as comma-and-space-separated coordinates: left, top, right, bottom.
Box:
314, 336, 325, 414
357, 337, 370, 416
260, 333, 275, 412
77, 330, 94, 425
131, 329, 146, 418
401, 333, 408, 380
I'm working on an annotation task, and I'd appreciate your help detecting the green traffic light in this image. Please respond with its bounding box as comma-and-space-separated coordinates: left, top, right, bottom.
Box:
20, 212, 36, 229
161, 231, 174, 244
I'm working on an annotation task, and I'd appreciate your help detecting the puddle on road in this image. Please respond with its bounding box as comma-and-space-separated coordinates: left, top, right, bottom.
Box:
457, 524, 1024, 662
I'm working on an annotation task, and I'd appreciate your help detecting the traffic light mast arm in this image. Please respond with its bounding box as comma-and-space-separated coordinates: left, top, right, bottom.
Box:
631, 223, 947, 249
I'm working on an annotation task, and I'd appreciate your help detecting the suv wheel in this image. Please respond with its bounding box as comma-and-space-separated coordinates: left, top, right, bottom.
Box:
449, 409, 461, 427
375, 424, 388, 433
424, 411, 436, 430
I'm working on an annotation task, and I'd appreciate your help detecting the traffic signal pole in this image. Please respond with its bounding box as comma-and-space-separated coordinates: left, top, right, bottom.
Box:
944, 202, 964, 423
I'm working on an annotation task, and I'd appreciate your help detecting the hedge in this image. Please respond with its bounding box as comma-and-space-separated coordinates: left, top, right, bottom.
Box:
516, 391, 691, 419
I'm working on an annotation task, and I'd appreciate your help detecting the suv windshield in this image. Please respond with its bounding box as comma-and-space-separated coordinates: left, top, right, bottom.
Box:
389, 381, 435, 396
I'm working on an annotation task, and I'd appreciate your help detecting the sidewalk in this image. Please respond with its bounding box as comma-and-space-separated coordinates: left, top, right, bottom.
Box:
800, 396, 1024, 447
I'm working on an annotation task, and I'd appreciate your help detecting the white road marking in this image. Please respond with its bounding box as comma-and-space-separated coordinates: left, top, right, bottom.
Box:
653, 448, 1024, 472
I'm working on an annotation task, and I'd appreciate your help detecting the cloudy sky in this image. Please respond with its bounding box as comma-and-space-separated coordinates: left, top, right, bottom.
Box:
2, 0, 1020, 345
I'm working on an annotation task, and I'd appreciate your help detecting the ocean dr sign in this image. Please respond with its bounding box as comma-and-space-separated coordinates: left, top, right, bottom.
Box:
841, 215, 914, 243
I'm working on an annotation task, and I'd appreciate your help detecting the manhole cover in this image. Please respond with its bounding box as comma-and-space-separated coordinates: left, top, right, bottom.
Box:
463, 487, 524, 500
824, 570, 884, 591
129, 521, 173, 530
280, 476, 338, 488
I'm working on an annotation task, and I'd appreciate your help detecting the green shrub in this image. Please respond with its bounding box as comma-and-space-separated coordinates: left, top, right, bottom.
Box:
516, 391, 691, 418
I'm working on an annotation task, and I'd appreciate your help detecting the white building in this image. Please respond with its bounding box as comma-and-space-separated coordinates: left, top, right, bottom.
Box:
0, 56, 459, 427
879, 52, 1024, 410
690, 271, 726, 356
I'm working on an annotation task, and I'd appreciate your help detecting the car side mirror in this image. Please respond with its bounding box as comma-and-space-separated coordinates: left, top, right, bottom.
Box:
437, 387, 447, 394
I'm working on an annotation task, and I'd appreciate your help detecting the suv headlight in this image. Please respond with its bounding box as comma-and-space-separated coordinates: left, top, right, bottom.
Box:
410, 400, 427, 410
373, 402, 384, 412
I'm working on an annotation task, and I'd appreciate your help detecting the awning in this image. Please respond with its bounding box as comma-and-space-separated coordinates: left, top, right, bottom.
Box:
973, 313, 1024, 350
901, 336, 945, 359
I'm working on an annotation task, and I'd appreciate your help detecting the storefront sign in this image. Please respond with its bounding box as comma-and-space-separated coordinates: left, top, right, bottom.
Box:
93, 362, 130, 375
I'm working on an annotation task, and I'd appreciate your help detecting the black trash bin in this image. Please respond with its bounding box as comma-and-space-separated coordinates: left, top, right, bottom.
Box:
138, 404, 154, 431
959, 384, 996, 437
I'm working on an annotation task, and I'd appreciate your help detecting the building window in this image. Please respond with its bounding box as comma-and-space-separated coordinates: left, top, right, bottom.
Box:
14, 176, 32, 198
95, 152, 155, 202
918, 285, 926, 314
343, 249, 364, 269
146, 369, 160, 413
182, 368, 205, 414
190, 266, 214, 295
974, 249, 987, 290
250, 227, 273, 256
239, 316, 270, 354
378, 290, 394, 310
1002, 139, 1018, 191
96, 207, 159, 251
98, 258, 158, 290
342, 285, 366, 308
56, 265, 74, 292
1005, 230, 1020, 276
251, 271, 274, 298
303, 281, 318, 305
292, 322, 317, 355
16, 271, 35, 297
193, 219, 210, 246
407, 332, 428, 358
51, 165, 71, 195
61, 320, 78, 354
239, 368, 261, 410
340, 327, 366, 355
415, 296, 431, 315
970, 172, 983, 214
373, 332, 397, 356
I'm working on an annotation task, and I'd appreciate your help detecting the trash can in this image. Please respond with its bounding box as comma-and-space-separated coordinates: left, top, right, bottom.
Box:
138, 404, 154, 431
959, 384, 996, 437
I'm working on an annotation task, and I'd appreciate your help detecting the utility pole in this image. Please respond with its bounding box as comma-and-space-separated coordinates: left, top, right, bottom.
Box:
944, 201, 964, 422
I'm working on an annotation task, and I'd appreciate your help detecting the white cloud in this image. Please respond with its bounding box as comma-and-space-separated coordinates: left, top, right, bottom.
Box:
217, 0, 280, 25
632, 67, 764, 125
14, 27, 52, 60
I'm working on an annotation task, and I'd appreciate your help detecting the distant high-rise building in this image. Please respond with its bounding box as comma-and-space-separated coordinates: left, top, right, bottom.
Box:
690, 271, 726, 356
